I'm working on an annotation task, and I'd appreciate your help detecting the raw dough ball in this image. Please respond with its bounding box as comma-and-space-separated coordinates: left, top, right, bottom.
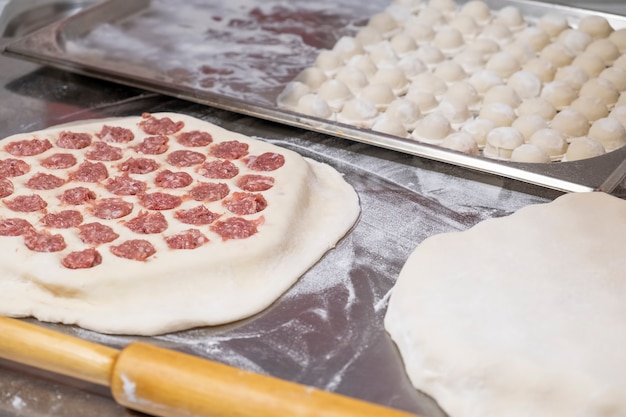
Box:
554, 65, 589, 91
468, 69, 503, 95
522, 58, 556, 83
371, 66, 410, 95
295, 94, 334, 119
599, 67, 626, 91
578, 15, 613, 40
315, 50, 344, 76
507, 70, 542, 99
453, 49, 487, 73
609, 28, 626, 52
528, 128, 567, 160
397, 53, 428, 79
332, 36, 365, 62
504, 42, 537, 65
461, 118, 494, 149
483, 126, 524, 159
404, 17, 436, 44
495, 6, 526, 32
619, 92, 626, 106
355, 26, 384, 48
368, 41, 399, 67
438, 98, 471, 124
390, 33, 418, 56
358, 83, 396, 110
277, 81, 311, 110
336, 97, 379, 127
579, 78, 620, 107
440, 132, 480, 155
391, 0, 422, 13
386, 98, 422, 130
449, 15, 480, 39
367, 12, 400, 38
416, 44, 445, 66
609, 105, 626, 128
516, 97, 557, 120
411, 72, 448, 96
385, 192, 626, 417
540, 80, 577, 110
479, 22, 514, 45
485, 51, 521, 78
335, 66, 369, 94
405, 90, 439, 113
563, 136, 606, 161
585, 39, 620, 65
550, 108, 590, 138
467, 38, 501, 58
614, 54, 626, 71
428, 0, 457, 15
318, 79, 354, 111
570, 95, 609, 122
346, 54, 378, 80
512, 114, 549, 141
510, 143, 552, 163
479, 102, 516, 127
539, 42, 576, 67
588, 117, 626, 151
537, 13, 570, 38
517, 27, 551, 52
434, 27, 465, 53
372, 114, 409, 137
444, 81, 480, 109
411, 111, 452, 144
557, 29, 592, 53
294, 67, 328, 90
416, 7, 446, 28
460, 0, 491, 25
434, 60, 468, 83
571, 51, 607, 77
483, 85, 522, 109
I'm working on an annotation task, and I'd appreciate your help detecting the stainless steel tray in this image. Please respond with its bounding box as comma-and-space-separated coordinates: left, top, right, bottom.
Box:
3, 0, 626, 193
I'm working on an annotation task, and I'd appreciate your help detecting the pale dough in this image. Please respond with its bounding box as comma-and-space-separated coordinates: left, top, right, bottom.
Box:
0, 113, 360, 335
385, 192, 626, 417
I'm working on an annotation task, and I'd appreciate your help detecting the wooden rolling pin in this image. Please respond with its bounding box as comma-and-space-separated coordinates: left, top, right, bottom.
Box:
0, 317, 419, 417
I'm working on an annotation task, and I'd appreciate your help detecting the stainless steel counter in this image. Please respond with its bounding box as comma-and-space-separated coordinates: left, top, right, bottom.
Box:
0, 2, 625, 417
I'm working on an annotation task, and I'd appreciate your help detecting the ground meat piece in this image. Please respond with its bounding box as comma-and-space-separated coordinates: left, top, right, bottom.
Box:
125, 211, 168, 234
210, 140, 249, 159
105, 175, 147, 196
0, 158, 30, 177
40, 153, 77, 170
96, 125, 134, 143
119, 157, 160, 174
0, 218, 35, 236
236, 174, 274, 192
165, 229, 209, 250
56, 131, 91, 149
58, 187, 96, 205
110, 239, 156, 261
189, 182, 229, 202
91, 198, 133, 219
41, 210, 83, 228
246, 152, 285, 171
166, 150, 206, 167
86, 141, 123, 161
196, 160, 239, 179
5, 138, 52, 156
25, 173, 65, 190
62, 248, 102, 269
78, 222, 119, 245
24, 231, 66, 252
71, 161, 108, 182
154, 170, 193, 189
176, 130, 213, 147
4, 194, 47, 212
135, 135, 169, 155
139, 192, 182, 210
174, 205, 220, 225
223, 192, 267, 215
210, 217, 261, 240
139, 113, 184, 135
0, 178, 14, 198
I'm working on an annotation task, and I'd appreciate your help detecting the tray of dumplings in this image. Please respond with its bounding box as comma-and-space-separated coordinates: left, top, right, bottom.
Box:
3, 0, 626, 193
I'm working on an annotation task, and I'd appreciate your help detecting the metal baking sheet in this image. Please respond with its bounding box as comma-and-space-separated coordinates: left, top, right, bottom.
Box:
3, 0, 626, 193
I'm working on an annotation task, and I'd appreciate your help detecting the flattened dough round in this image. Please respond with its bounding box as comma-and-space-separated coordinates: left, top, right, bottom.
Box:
385, 192, 626, 417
